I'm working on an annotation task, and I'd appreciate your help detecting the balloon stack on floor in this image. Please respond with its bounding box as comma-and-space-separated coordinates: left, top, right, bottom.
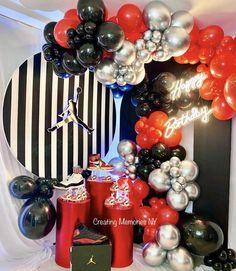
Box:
7, 0, 236, 271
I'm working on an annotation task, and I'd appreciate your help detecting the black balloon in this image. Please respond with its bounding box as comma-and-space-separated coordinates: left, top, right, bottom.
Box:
151, 143, 171, 161
97, 22, 124, 52
175, 92, 195, 111
227, 249, 236, 261
9, 176, 36, 199
137, 165, 150, 181
204, 255, 215, 267
77, 0, 106, 24
171, 145, 186, 160
37, 184, 54, 199
52, 62, 72, 79
213, 262, 223, 271
152, 72, 175, 94
135, 102, 152, 117
139, 149, 151, 158
179, 213, 224, 256
133, 224, 144, 244
18, 198, 56, 240
76, 43, 102, 68
42, 43, 54, 62
62, 52, 87, 75
44, 22, 57, 44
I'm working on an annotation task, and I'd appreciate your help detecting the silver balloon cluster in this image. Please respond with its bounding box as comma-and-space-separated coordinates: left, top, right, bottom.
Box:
148, 156, 200, 211
136, 1, 193, 62
143, 224, 194, 271
117, 139, 139, 180
95, 41, 146, 87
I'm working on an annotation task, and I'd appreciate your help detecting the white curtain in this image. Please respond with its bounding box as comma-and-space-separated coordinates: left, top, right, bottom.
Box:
0, 16, 54, 271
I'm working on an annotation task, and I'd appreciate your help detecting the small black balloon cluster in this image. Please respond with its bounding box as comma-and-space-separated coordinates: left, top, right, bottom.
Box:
204, 248, 236, 271
9, 175, 57, 240
42, 0, 124, 79
131, 70, 207, 118
136, 143, 186, 181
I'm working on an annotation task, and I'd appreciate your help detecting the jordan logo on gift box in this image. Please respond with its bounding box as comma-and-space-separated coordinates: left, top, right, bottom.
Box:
47, 88, 94, 134
87, 255, 96, 265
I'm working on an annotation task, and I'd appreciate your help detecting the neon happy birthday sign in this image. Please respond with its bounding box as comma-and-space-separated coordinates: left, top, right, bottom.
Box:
164, 106, 213, 138
170, 73, 207, 101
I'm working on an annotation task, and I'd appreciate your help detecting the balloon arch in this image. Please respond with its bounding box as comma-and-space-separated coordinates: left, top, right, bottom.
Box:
9, 1, 236, 271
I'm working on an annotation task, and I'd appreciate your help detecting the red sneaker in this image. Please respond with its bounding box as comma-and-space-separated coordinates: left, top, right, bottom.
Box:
87, 154, 113, 171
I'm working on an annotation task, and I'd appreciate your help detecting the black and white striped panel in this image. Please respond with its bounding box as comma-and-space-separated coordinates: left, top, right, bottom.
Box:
3, 53, 116, 181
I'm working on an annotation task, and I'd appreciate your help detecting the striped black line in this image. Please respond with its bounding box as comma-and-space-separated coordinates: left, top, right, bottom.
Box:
88, 72, 94, 155
3, 80, 12, 144
68, 76, 75, 175
32, 54, 41, 175
57, 78, 64, 180
105, 89, 110, 154
96, 82, 102, 155
17, 61, 27, 165
78, 74, 84, 167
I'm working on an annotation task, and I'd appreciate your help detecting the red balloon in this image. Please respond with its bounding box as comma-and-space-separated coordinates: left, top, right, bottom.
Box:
189, 21, 200, 44
198, 25, 224, 48
197, 64, 212, 79
147, 127, 162, 145
161, 128, 182, 148
135, 119, 146, 134
185, 44, 200, 64
224, 73, 236, 111
135, 206, 154, 227
143, 225, 159, 244
136, 133, 152, 149
174, 55, 189, 64
199, 47, 215, 64
151, 198, 166, 214
210, 53, 236, 79
125, 31, 143, 43
140, 21, 148, 33
212, 96, 236, 120
132, 180, 150, 200
221, 36, 234, 47
54, 19, 78, 48
148, 111, 169, 130
149, 197, 160, 206
64, 9, 80, 22
200, 78, 225, 100
103, 50, 113, 59
158, 205, 179, 225
216, 45, 236, 55
117, 4, 142, 33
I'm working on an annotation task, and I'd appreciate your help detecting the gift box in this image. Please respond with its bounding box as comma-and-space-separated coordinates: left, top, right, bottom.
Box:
70, 241, 112, 271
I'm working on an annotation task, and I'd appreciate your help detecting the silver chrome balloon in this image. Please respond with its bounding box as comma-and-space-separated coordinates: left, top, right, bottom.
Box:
172, 181, 183, 192
135, 39, 146, 51
152, 30, 162, 44
118, 65, 128, 75
148, 169, 171, 192
160, 161, 171, 173
156, 224, 180, 250
144, 30, 153, 41
146, 40, 157, 52
185, 182, 200, 200
117, 140, 137, 157
167, 246, 194, 271
116, 75, 126, 86
177, 176, 187, 187
170, 167, 181, 178
127, 165, 136, 174
162, 26, 190, 57
109, 157, 125, 177
171, 11, 194, 33
125, 154, 135, 164
124, 70, 136, 84
132, 59, 144, 73
142, 242, 167, 267
137, 49, 150, 63
143, 1, 171, 31
180, 160, 199, 182
132, 68, 146, 85
167, 189, 189, 211
129, 173, 136, 180
114, 41, 136, 66
95, 59, 118, 85
170, 157, 181, 167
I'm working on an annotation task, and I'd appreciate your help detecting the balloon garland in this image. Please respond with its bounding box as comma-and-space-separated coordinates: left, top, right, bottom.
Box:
7, 0, 236, 270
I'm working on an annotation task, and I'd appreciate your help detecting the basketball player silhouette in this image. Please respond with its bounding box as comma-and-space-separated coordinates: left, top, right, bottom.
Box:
87, 255, 96, 265
47, 87, 94, 134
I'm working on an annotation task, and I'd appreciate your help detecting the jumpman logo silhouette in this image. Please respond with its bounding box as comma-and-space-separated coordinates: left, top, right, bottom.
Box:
86, 255, 96, 265
47, 87, 94, 134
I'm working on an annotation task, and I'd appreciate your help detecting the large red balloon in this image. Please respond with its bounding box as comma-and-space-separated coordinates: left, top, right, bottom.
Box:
189, 21, 200, 44
212, 96, 236, 120
148, 111, 169, 130
147, 127, 162, 145
136, 133, 152, 149
64, 9, 80, 22
157, 205, 179, 225
135, 206, 154, 227
135, 119, 146, 134
210, 53, 236, 79
200, 78, 225, 100
224, 73, 236, 111
185, 44, 200, 64
132, 180, 150, 200
199, 47, 215, 64
161, 128, 182, 148
125, 31, 143, 43
54, 19, 79, 48
117, 4, 142, 33
143, 225, 159, 244
198, 25, 224, 48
